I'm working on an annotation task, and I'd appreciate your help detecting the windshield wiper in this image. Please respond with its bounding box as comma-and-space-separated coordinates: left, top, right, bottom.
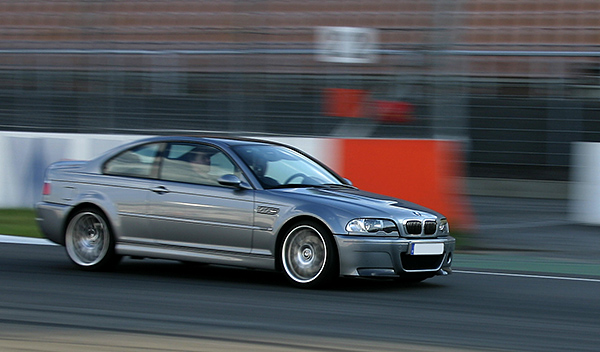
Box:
268, 183, 357, 190
269, 184, 322, 189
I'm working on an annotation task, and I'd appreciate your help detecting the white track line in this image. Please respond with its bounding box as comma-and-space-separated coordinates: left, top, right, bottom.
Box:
0, 235, 56, 246
455, 270, 600, 283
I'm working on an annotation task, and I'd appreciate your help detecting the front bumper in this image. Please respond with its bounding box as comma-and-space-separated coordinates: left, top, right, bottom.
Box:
334, 235, 455, 278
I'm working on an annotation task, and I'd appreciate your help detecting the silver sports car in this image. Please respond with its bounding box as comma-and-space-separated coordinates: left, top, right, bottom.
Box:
36, 136, 454, 288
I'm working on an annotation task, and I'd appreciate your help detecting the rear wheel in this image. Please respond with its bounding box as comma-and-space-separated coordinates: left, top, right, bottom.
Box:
65, 208, 120, 270
281, 221, 338, 288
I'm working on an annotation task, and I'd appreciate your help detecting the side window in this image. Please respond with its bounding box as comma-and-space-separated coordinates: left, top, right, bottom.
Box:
159, 143, 244, 186
104, 143, 161, 178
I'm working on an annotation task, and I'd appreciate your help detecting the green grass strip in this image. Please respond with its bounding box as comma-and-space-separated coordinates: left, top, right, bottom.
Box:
0, 208, 42, 238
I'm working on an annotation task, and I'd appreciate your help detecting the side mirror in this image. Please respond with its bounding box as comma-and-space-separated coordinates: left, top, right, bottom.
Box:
344, 178, 353, 186
218, 174, 252, 190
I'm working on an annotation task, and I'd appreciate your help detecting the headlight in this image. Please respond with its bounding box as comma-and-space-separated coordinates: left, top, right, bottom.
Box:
346, 219, 398, 236
438, 218, 449, 234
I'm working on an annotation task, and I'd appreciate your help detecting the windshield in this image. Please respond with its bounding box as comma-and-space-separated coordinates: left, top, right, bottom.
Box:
232, 144, 344, 189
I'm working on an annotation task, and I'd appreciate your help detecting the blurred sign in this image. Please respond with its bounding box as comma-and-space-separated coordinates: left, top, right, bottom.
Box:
316, 27, 379, 64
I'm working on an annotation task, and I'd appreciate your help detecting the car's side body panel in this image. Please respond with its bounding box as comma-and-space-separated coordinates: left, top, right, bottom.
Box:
146, 180, 255, 254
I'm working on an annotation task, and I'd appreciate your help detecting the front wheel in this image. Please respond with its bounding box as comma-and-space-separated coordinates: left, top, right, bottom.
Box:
65, 208, 120, 270
281, 222, 338, 288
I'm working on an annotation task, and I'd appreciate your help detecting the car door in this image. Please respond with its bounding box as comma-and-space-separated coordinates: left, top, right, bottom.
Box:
101, 142, 163, 244
147, 142, 255, 254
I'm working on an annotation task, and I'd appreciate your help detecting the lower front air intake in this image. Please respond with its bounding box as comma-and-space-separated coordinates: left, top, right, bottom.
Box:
400, 253, 444, 271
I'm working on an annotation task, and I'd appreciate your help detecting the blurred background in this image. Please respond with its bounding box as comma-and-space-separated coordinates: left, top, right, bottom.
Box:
1, 0, 599, 187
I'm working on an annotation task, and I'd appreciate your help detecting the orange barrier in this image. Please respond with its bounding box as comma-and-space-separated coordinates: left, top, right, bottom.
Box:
337, 139, 474, 231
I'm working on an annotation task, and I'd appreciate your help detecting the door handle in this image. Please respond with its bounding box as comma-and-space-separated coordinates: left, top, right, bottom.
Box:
151, 186, 170, 195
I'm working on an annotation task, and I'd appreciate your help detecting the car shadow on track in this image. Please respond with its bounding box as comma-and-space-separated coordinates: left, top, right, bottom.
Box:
91, 257, 448, 292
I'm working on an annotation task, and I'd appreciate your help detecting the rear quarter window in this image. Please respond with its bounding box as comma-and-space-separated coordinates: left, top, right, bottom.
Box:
104, 143, 160, 178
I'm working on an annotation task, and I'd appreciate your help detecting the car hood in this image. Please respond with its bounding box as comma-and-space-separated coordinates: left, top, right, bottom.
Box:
273, 186, 444, 219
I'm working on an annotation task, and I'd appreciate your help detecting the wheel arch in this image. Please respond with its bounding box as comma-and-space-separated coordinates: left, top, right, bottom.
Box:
274, 215, 339, 273
64, 202, 114, 242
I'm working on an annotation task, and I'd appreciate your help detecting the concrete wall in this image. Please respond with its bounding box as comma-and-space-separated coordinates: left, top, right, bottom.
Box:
570, 142, 600, 225
0, 132, 472, 230
0, 132, 145, 208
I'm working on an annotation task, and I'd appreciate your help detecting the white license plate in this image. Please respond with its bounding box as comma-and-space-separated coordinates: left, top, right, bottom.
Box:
410, 242, 444, 255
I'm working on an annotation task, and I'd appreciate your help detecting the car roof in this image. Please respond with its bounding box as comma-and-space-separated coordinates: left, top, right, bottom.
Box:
135, 135, 283, 148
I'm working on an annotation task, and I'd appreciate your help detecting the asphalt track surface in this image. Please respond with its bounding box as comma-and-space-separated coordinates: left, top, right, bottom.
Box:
1, 240, 599, 352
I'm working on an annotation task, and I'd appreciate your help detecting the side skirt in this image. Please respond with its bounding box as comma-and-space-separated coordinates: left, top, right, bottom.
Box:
116, 242, 275, 271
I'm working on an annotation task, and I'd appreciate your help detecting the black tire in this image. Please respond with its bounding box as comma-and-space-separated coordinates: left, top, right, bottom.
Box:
64, 208, 120, 271
280, 221, 338, 288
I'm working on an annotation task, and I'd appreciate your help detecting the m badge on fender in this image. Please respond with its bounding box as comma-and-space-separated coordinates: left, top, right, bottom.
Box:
256, 206, 280, 215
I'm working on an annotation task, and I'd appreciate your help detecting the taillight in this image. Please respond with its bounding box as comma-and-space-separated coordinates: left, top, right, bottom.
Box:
42, 181, 51, 195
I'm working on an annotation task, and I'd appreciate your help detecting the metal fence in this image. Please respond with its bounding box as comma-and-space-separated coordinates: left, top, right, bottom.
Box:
1, 0, 600, 181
